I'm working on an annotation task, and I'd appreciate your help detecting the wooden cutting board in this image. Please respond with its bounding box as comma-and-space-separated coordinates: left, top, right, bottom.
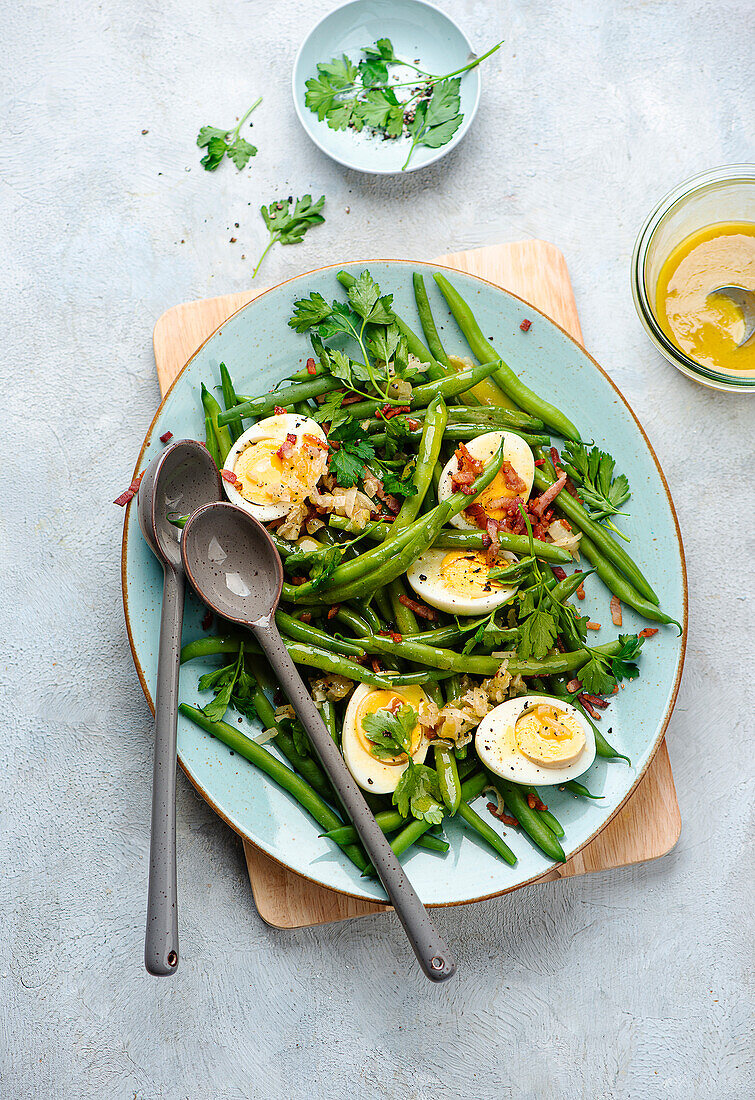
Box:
153, 240, 681, 927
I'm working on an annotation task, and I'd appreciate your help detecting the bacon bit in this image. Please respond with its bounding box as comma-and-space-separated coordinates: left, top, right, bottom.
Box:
299, 612, 312, 624
488, 802, 518, 827
610, 596, 622, 626
201, 608, 214, 631
291, 576, 307, 586
531, 473, 567, 516
526, 792, 548, 812
578, 695, 601, 720
398, 594, 438, 621
563, 476, 580, 499
159, 431, 173, 444
303, 432, 328, 451
327, 604, 340, 620
221, 469, 241, 487
580, 692, 609, 709
376, 486, 401, 514
452, 443, 485, 493
113, 472, 144, 506
274, 405, 286, 415
550, 446, 561, 470
370, 509, 395, 522
342, 394, 363, 406
371, 657, 383, 676
378, 629, 403, 644
306, 358, 317, 375
276, 432, 298, 461
465, 502, 490, 529
501, 460, 527, 494
551, 566, 567, 582
380, 404, 411, 420
576, 579, 586, 600
534, 458, 545, 467
485, 519, 500, 562
566, 678, 583, 693
639, 627, 659, 638
611, 684, 619, 694
406, 418, 420, 430
586, 621, 601, 631
555, 636, 566, 653
519, 318, 532, 332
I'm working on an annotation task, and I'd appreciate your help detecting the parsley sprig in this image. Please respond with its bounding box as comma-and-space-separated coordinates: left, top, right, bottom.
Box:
362, 705, 443, 824
304, 38, 502, 171
198, 643, 258, 722
578, 634, 644, 696
252, 194, 326, 278
560, 441, 631, 542
196, 97, 262, 171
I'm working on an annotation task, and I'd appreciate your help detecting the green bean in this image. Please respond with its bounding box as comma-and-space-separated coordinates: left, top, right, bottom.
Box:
201, 383, 233, 463
323, 810, 407, 843
433, 273, 581, 439
434, 744, 461, 814
370, 425, 550, 448
366, 405, 545, 433
204, 411, 221, 467
181, 635, 240, 663
457, 800, 517, 865
532, 468, 661, 607
578, 533, 680, 629
333, 606, 371, 637
381, 669, 457, 686
251, 686, 334, 801
326, 516, 572, 564
320, 699, 338, 744
392, 393, 448, 531
179, 704, 368, 872
525, 789, 565, 837
361, 816, 435, 877
488, 775, 566, 862
388, 578, 419, 634
219, 362, 243, 442
338, 358, 503, 420
275, 610, 366, 657
372, 585, 394, 624
410, 621, 486, 648
222, 375, 340, 423
444, 673, 463, 703
413, 272, 451, 367
418, 833, 449, 853
573, 700, 630, 764
281, 641, 395, 687
563, 779, 603, 799
460, 771, 487, 799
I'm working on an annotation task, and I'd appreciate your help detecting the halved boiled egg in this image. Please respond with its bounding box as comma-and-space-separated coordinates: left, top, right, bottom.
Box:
222, 413, 328, 522
342, 684, 430, 794
405, 548, 518, 616
476, 695, 595, 786
438, 431, 535, 531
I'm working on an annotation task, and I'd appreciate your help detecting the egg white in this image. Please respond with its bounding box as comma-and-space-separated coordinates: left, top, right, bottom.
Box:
438, 431, 535, 531
342, 684, 430, 794
222, 413, 327, 522
405, 548, 518, 616
476, 695, 596, 786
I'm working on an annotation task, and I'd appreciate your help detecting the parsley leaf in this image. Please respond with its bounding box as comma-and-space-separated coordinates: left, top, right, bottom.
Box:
578, 653, 616, 697
252, 194, 325, 278
196, 98, 261, 172
346, 270, 395, 324
561, 441, 631, 528
403, 79, 463, 169
380, 469, 417, 498
611, 633, 644, 683
362, 704, 416, 759
288, 292, 333, 333
394, 763, 444, 825
199, 645, 244, 722
312, 390, 348, 432
329, 437, 375, 487
518, 606, 558, 661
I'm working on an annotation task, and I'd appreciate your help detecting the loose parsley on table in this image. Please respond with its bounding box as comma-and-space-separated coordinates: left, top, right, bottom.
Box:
196, 97, 262, 171
362, 705, 444, 825
304, 38, 503, 170
252, 194, 325, 278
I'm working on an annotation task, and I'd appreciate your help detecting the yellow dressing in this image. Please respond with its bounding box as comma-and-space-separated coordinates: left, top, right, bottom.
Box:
440, 551, 502, 600
655, 222, 755, 373
514, 704, 585, 769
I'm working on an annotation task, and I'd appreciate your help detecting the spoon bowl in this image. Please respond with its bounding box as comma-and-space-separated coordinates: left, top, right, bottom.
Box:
707, 284, 755, 347
181, 501, 456, 982
137, 441, 222, 976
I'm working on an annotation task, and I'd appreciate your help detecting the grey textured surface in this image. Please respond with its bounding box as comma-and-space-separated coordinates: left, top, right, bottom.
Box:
2, 1, 753, 1097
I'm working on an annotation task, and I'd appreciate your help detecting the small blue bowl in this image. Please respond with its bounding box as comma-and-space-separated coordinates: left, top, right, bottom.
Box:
292, 0, 483, 174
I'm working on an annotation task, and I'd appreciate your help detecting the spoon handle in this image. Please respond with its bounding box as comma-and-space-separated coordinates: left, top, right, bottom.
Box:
144, 565, 183, 976
254, 620, 456, 983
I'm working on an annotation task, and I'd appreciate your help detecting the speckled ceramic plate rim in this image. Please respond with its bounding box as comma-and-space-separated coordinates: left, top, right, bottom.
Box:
121, 259, 688, 907
290, 0, 481, 175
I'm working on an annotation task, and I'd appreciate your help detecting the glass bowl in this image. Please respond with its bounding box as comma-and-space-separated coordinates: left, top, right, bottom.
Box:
631, 165, 755, 392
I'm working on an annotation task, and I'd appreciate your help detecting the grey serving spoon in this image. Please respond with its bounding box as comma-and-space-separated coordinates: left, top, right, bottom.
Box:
706, 285, 755, 347
137, 440, 222, 976
180, 501, 456, 983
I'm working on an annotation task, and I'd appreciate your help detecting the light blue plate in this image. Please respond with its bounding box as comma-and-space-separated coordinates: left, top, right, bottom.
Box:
292, 0, 482, 174
123, 260, 687, 906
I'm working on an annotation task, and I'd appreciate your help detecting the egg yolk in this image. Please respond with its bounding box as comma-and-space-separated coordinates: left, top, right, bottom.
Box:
357, 688, 424, 763
233, 435, 324, 505
514, 704, 585, 768
474, 470, 520, 520
440, 551, 502, 600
